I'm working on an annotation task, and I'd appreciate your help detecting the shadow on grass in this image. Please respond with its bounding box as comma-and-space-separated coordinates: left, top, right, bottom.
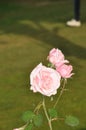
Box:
0, 1, 86, 60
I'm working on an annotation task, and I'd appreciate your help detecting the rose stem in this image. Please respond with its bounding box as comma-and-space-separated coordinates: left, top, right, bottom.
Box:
43, 97, 53, 130
54, 79, 67, 108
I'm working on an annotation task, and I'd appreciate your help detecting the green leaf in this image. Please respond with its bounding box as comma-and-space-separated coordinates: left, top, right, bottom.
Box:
22, 110, 35, 122
48, 108, 58, 118
65, 115, 79, 127
33, 114, 43, 127
47, 63, 52, 67
47, 63, 54, 68
25, 124, 33, 130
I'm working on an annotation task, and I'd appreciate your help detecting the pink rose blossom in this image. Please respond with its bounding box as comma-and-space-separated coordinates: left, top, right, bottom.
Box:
13, 128, 24, 130
56, 64, 74, 78
13, 125, 26, 130
13, 129, 19, 130
47, 48, 69, 67
30, 63, 61, 97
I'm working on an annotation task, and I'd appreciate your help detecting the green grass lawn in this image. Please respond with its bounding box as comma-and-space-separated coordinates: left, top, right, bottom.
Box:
0, 0, 86, 130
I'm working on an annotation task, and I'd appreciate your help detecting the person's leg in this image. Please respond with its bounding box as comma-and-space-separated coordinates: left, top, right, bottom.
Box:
66, 0, 81, 27
74, 0, 80, 21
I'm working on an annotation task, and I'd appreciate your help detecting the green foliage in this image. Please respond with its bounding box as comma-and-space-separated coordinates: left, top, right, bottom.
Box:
22, 111, 35, 122
33, 114, 43, 127
47, 63, 52, 67
48, 108, 58, 118
22, 111, 43, 128
65, 115, 79, 127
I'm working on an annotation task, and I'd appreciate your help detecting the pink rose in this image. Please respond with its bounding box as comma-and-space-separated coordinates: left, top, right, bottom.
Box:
13, 129, 19, 130
56, 64, 74, 78
30, 63, 61, 97
47, 48, 69, 67
13, 128, 24, 130
13, 125, 26, 130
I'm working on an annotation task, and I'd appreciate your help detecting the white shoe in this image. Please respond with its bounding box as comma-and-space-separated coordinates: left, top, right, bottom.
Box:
66, 19, 81, 27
